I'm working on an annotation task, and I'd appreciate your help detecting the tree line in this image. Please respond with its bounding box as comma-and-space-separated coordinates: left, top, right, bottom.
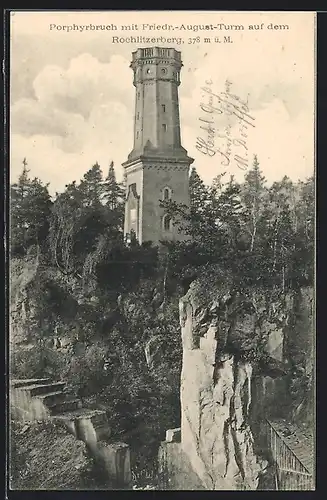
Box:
11, 155, 314, 294
10, 154, 314, 361
164, 157, 314, 292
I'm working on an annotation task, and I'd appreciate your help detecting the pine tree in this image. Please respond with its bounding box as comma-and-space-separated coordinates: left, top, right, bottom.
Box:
27, 177, 52, 244
102, 161, 125, 232
103, 161, 124, 210
291, 176, 314, 285
241, 155, 267, 252
189, 166, 209, 213
11, 159, 31, 254
79, 162, 104, 207
11, 159, 52, 255
16, 157, 30, 198
11, 158, 31, 212
263, 176, 297, 287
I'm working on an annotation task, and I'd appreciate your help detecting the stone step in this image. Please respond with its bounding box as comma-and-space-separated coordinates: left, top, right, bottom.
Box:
48, 398, 83, 415
53, 407, 107, 422
35, 390, 67, 407
10, 378, 51, 389
18, 381, 66, 397
53, 408, 111, 443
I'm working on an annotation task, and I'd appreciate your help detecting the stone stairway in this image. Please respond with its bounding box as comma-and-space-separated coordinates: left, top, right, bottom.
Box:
10, 377, 132, 488
10, 378, 109, 441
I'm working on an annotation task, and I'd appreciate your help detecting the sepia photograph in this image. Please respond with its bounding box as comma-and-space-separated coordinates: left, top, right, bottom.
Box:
8, 10, 315, 491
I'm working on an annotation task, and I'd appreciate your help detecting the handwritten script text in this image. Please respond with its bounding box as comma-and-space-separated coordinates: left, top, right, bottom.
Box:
196, 79, 255, 171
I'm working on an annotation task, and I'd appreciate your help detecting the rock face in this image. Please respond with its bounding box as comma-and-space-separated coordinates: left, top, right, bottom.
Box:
180, 328, 264, 489
284, 286, 315, 424
10, 257, 40, 345
177, 271, 286, 490
144, 336, 165, 369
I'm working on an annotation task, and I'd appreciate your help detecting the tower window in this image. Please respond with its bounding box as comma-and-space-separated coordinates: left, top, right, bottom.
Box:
146, 68, 151, 74
162, 124, 167, 132
136, 131, 139, 139
161, 68, 167, 74
137, 112, 139, 120
137, 92, 140, 99
161, 104, 166, 113
163, 214, 172, 232
163, 187, 171, 201
130, 208, 137, 222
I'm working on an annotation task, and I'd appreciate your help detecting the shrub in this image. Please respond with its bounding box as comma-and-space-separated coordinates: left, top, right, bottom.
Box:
10, 420, 102, 490
10, 345, 66, 380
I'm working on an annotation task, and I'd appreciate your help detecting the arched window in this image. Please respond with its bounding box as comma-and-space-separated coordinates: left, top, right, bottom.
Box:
163, 214, 172, 231
163, 187, 172, 201
130, 208, 137, 222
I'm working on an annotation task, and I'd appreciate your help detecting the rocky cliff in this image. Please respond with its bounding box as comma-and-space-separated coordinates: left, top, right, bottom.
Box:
160, 266, 314, 490
10, 255, 40, 345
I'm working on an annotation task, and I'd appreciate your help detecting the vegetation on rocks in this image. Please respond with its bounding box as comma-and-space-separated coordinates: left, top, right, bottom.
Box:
10, 420, 111, 490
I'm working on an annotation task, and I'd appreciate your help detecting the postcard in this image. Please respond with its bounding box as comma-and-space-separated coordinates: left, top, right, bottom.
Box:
8, 10, 315, 491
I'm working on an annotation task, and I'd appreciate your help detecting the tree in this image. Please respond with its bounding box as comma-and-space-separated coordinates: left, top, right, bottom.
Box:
161, 172, 247, 282
103, 161, 124, 210
11, 159, 52, 255
241, 155, 267, 252
13, 158, 30, 200
267, 177, 295, 272
79, 163, 104, 208
49, 181, 84, 277
11, 159, 31, 254
27, 178, 52, 246
247, 175, 294, 288
161, 167, 210, 241
103, 161, 125, 230
48, 161, 127, 284
189, 166, 210, 214
291, 176, 314, 285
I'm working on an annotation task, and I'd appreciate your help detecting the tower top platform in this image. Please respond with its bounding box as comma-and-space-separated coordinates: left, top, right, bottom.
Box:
131, 47, 182, 63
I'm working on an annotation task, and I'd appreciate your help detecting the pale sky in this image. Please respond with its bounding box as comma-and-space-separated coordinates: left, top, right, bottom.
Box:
10, 11, 315, 195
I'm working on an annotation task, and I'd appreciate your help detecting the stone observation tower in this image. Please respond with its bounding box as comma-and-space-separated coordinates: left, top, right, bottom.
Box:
123, 47, 194, 244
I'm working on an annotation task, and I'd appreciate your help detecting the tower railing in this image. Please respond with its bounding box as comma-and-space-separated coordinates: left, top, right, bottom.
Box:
265, 419, 314, 490
157, 48, 170, 58
143, 48, 154, 57
132, 48, 182, 61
